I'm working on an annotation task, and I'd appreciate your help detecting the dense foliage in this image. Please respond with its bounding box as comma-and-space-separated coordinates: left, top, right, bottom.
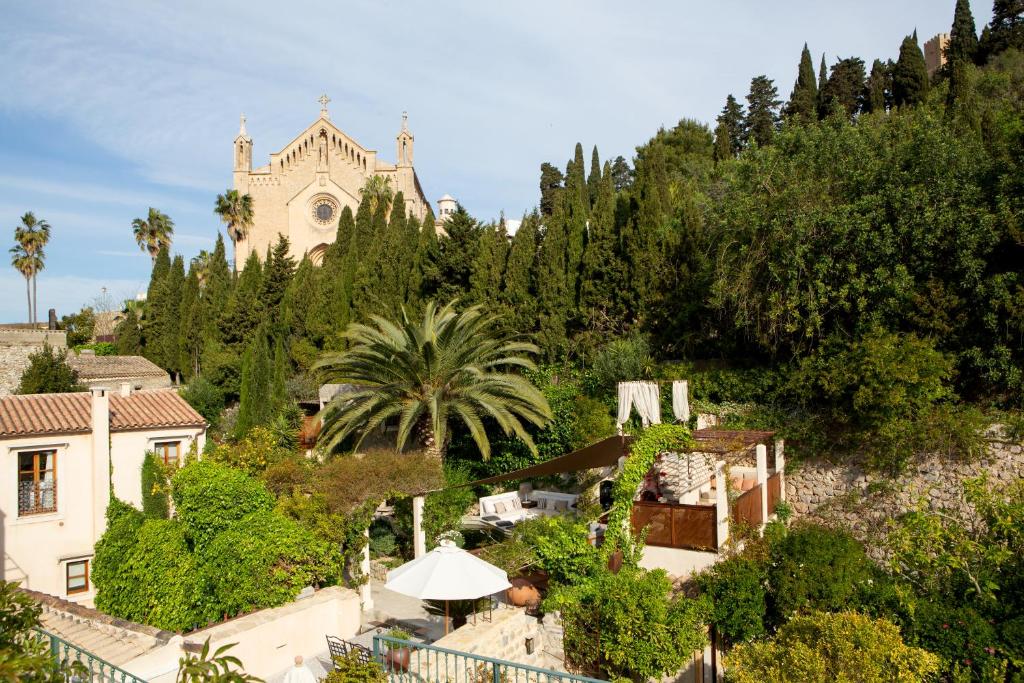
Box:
547, 567, 709, 681
140, 451, 171, 519
0, 579, 78, 682
17, 344, 84, 394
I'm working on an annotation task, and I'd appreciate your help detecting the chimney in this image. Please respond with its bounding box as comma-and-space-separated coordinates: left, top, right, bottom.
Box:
48, 309, 57, 330
90, 387, 111, 543
120, 382, 132, 397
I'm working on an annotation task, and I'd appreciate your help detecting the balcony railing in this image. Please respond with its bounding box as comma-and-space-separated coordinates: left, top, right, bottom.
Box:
372, 634, 607, 683
18, 480, 57, 515
33, 628, 147, 683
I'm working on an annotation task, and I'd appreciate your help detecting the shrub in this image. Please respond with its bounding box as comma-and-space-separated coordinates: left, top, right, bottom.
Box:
0, 579, 76, 680
547, 567, 709, 681
392, 464, 475, 553
92, 500, 146, 619
514, 515, 598, 584
589, 335, 654, 394
199, 510, 337, 619
180, 376, 224, 428
17, 344, 84, 394
325, 652, 386, 682
727, 612, 941, 683
171, 460, 274, 551
766, 525, 878, 627
206, 426, 292, 477
139, 451, 172, 519
695, 556, 768, 645
909, 600, 1003, 680
369, 519, 397, 558
262, 456, 311, 497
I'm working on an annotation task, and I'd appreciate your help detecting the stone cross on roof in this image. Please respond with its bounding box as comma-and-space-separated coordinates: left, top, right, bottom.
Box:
318, 93, 331, 117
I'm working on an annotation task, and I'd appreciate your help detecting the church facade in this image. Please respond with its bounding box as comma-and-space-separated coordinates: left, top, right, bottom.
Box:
231, 96, 432, 267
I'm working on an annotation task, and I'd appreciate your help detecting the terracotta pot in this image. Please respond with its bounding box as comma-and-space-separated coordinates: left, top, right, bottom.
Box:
506, 578, 541, 607
385, 647, 411, 672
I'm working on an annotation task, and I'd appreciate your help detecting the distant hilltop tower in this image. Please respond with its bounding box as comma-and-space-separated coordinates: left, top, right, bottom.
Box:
437, 194, 457, 223
924, 33, 950, 78
229, 97, 435, 268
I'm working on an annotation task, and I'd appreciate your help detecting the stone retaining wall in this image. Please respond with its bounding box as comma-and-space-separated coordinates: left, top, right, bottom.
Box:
426, 606, 558, 673
785, 433, 1024, 557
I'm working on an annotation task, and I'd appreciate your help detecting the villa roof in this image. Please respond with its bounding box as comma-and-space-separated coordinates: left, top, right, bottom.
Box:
0, 389, 206, 438
68, 353, 168, 380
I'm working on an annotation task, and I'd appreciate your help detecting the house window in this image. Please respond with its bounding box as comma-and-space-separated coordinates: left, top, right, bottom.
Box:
153, 441, 181, 466
66, 560, 89, 595
18, 450, 56, 516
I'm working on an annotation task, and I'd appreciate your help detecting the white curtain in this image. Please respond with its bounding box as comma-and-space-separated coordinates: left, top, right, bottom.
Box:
616, 381, 663, 430
672, 380, 690, 423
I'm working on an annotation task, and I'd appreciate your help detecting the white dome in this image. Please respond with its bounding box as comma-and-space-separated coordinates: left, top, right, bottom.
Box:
438, 194, 456, 202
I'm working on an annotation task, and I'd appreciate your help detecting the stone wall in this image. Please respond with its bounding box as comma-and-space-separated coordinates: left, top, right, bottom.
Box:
785, 433, 1024, 557
423, 606, 560, 674
0, 328, 67, 396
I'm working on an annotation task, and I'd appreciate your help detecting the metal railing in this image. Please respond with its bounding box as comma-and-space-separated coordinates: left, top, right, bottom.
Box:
372, 634, 606, 683
33, 628, 148, 683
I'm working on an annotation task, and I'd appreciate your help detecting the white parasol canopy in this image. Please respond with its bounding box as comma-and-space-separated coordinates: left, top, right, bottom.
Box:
385, 540, 511, 600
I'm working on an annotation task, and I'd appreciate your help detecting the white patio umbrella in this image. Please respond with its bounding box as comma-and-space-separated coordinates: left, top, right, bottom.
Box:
385, 540, 511, 635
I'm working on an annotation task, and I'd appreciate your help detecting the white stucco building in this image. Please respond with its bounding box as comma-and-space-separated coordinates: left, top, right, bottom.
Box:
1, 386, 206, 603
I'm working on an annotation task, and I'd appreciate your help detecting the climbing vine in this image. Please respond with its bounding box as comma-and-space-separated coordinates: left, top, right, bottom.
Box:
602, 423, 693, 559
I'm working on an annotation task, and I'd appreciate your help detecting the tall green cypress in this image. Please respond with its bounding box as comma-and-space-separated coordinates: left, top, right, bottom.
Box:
469, 222, 508, 306
407, 211, 437, 311
271, 334, 288, 410
283, 255, 329, 369
712, 122, 732, 162
893, 32, 930, 107
223, 250, 264, 348
817, 53, 828, 116
865, 59, 890, 113
235, 327, 272, 437
580, 161, 623, 329
262, 234, 296, 315
156, 255, 185, 377
564, 143, 590, 302
114, 308, 143, 355
178, 265, 202, 379
587, 146, 602, 208
786, 43, 818, 120
501, 213, 538, 334
141, 246, 170, 364
203, 234, 233, 345
948, 0, 979, 65
744, 75, 782, 147
716, 95, 745, 156
533, 209, 569, 360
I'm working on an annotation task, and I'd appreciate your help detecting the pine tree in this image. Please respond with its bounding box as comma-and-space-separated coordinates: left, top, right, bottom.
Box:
820, 57, 867, 119
716, 95, 745, 157
500, 213, 538, 334
865, 59, 890, 113
893, 32, 930, 107
948, 0, 980, 65
422, 205, 480, 303
587, 146, 602, 208
786, 43, 818, 120
539, 163, 564, 216
980, 0, 1024, 60
235, 328, 273, 437
744, 76, 782, 147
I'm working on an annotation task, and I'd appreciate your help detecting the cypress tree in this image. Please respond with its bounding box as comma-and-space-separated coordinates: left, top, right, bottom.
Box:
469, 222, 508, 306
587, 146, 602, 208
786, 43, 818, 120
223, 250, 264, 348
533, 208, 569, 360
539, 163, 564, 216
893, 32, 930, 107
283, 255, 329, 368
580, 161, 623, 329
817, 53, 828, 116
500, 213, 537, 333
178, 265, 202, 378
235, 328, 272, 437
114, 308, 143, 355
712, 122, 732, 162
421, 205, 480, 303
864, 59, 890, 113
716, 95, 745, 156
351, 195, 375, 258
564, 143, 590, 301
154, 255, 185, 376
262, 234, 296, 315
407, 211, 437, 311
270, 334, 288, 410
203, 234, 233, 345
744, 76, 782, 147
948, 0, 979, 65
321, 206, 356, 343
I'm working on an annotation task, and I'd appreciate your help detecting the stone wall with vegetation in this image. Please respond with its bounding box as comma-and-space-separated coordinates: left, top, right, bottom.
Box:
0, 329, 67, 396
426, 607, 558, 672
785, 431, 1024, 557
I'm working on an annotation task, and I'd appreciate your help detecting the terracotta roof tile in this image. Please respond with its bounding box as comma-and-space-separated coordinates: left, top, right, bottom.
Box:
0, 389, 205, 438
68, 354, 168, 380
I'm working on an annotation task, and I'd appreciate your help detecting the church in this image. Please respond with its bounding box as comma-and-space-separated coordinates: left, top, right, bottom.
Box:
230, 95, 440, 267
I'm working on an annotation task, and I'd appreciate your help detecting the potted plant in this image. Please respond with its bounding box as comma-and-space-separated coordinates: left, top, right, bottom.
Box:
506, 578, 541, 607
383, 628, 412, 672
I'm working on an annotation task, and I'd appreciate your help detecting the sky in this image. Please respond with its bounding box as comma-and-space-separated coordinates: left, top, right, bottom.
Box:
0, 0, 991, 323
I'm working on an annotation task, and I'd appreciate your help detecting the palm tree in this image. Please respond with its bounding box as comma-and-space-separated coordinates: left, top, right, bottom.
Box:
132, 208, 174, 262
9, 244, 34, 323
359, 175, 393, 215
214, 190, 254, 243
12, 212, 50, 324
315, 301, 552, 459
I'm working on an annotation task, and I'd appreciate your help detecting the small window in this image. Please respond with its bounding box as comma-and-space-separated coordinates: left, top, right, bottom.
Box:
153, 441, 181, 466
67, 560, 89, 595
18, 450, 56, 516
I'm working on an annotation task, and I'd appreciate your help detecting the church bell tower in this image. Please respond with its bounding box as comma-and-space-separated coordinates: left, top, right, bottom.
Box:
396, 112, 413, 167
234, 114, 253, 178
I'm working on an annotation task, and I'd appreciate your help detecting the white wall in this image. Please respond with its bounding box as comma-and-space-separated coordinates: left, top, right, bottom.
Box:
110, 428, 204, 509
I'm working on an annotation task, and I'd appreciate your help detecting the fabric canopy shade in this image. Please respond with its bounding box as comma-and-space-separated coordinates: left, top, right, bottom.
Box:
385, 540, 511, 634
